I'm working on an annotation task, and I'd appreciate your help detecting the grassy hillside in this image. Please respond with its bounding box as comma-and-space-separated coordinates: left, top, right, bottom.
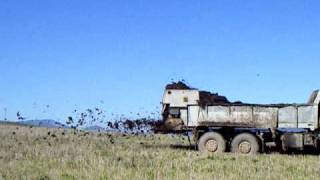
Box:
0, 125, 320, 180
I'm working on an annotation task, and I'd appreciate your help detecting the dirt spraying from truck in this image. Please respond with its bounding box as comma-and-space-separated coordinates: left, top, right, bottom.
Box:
13, 81, 236, 134
63, 81, 234, 133
64, 107, 164, 134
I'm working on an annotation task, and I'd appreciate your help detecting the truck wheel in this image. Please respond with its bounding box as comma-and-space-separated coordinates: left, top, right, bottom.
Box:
198, 132, 226, 154
231, 133, 260, 155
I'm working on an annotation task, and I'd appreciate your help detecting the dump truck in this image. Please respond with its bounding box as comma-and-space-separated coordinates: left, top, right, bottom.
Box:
161, 86, 320, 154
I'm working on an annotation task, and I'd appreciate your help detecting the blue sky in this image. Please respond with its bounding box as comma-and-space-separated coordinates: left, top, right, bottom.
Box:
1, 0, 320, 121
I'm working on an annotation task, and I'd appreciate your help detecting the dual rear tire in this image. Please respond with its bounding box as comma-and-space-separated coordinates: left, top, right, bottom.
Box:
198, 132, 260, 155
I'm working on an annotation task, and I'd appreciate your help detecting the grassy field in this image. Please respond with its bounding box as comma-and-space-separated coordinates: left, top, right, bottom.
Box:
1, 124, 320, 180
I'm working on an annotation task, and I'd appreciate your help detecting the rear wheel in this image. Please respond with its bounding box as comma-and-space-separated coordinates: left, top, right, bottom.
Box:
198, 132, 226, 154
231, 133, 260, 155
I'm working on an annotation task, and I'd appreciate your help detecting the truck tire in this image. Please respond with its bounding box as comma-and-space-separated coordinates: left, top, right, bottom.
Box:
198, 132, 226, 154
231, 133, 260, 155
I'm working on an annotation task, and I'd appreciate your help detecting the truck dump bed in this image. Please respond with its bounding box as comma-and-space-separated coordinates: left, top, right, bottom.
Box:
188, 104, 318, 130
162, 85, 320, 131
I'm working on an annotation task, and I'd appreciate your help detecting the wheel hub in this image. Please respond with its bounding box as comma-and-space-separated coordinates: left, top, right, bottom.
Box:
206, 139, 218, 152
238, 141, 251, 154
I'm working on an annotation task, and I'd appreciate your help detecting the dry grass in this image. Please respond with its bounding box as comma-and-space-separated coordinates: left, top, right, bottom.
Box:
1, 124, 320, 180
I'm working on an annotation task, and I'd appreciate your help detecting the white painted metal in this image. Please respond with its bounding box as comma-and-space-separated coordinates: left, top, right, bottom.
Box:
278, 106, 298, 128
230, 106, 253, 124
308, 90, 320, 105
253, 107, 278, 128
207, 106, 229, 122
180, 109, 188, 126
162, 90, 199, 107
188, 106, 200, 126
298, 106, 318, 130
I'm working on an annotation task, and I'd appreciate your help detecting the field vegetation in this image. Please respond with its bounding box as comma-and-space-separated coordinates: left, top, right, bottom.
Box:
1, 124, 320, 180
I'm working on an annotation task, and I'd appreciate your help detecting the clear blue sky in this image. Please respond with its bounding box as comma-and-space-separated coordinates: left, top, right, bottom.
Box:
1, 0, 320, 121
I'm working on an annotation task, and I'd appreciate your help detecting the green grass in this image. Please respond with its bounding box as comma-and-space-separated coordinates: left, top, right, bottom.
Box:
1, 125, 320, 180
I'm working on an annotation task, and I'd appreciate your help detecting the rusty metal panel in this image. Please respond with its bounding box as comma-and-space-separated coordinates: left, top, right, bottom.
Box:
203, 106, 256, 127
253, 107, 278, 128
206, 106, 255, 127
230, 106, 253, 125
186, 102, 318, 130
198, 107, 207, 122
278, 106, 298, 128
205, 106, 277, 128
298, 106, 317, 130
207, 106, 230, 122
